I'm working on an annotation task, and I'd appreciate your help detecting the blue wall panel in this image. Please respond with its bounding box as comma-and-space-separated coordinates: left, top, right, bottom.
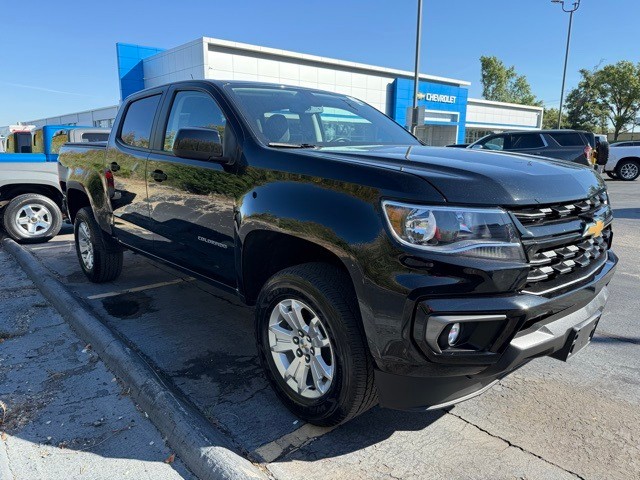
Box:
116, 43, 165, 101
392, 78, 468, 144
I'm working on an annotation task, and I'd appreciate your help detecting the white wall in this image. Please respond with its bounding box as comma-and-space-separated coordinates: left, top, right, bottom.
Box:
27, 106, 119, 128
204, 46, 392, 113
143, 39, 206, 88
466, 99, 543, 130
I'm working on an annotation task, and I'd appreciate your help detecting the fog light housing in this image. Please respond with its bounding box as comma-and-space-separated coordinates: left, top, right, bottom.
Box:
448, 323, 461, 346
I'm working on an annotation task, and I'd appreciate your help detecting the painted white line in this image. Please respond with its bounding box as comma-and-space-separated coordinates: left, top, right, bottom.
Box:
619, 271, 640, 280
87, 277, 194, 300
30, 243, 73, 251
253, 423, 337, 463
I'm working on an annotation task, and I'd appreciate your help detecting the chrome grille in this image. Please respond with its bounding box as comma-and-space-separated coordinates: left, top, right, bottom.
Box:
510, 191, 612, 295
526, 231, 609, 285
513, 191, 608, 226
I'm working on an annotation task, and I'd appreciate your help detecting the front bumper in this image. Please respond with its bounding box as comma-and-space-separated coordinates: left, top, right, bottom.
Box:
375, 252, 616, 411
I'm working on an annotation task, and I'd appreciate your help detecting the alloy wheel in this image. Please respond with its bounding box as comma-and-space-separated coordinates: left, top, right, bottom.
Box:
620, 162, 638, 180
15, 204, 52, 237
268, 299, 335, 399
77, 221, 94, 270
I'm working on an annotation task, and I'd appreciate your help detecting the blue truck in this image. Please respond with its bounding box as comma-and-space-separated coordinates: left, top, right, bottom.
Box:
0, 125, 109, 242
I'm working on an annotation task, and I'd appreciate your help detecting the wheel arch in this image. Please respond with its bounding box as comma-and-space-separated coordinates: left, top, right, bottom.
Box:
0, 183, 63, 209
240, 229, 360, 307
65, 186, 92, 224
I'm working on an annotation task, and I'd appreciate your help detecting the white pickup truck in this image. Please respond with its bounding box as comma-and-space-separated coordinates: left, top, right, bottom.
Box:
604, 143, 640, 181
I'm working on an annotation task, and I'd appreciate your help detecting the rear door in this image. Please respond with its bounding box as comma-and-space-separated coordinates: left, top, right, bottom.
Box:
106, 90, 163, 251
544, 131, 589, 164
145, 85, 238, 287
504, 132, 546, 156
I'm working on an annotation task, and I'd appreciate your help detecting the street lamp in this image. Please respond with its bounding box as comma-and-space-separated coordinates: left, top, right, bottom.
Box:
552, 0, 581, 129
410, 0, 423, 135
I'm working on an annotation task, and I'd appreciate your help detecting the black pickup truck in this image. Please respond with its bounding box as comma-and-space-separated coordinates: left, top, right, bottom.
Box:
58, 80, 617, 426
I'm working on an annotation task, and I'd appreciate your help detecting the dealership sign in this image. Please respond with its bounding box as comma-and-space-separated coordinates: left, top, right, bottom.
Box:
417, 92, 457, 104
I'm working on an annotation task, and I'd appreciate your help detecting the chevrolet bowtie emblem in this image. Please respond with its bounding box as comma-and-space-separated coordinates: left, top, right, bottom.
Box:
584, 219, 605, 238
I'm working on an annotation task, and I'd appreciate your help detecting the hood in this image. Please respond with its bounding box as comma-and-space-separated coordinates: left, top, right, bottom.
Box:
304, 145, 605, 206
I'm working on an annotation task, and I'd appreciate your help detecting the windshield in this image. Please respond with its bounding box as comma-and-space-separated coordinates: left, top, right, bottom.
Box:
225, 85, 420, 148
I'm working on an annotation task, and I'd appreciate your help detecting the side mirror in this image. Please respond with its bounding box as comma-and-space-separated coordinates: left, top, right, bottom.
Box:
173, 127, 224, 162
470, 144, 484, 150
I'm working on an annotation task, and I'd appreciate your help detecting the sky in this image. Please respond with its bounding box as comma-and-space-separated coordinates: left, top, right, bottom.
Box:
1, 0, 639, 126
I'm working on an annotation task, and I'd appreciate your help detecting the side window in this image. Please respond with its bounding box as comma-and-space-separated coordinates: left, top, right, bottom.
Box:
50, 130, 70, 154
119, 94, 161, 148
549, 132, 584, 147
509, 133, 544, 150
32, 130, 44, 153
482, 136, 505, 151
163, 91, 226, 152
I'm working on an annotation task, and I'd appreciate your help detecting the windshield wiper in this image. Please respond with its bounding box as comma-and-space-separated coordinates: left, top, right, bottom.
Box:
267, 142, 319, 149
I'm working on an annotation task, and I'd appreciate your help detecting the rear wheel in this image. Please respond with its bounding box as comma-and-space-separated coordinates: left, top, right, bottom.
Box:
616, 159, 639, 181
2, 193, 62, 243
255, 263, 377, 426
74, 207, 123, 282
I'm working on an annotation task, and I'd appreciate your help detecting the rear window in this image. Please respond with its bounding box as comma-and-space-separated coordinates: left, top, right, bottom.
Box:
549, 132, 585, 147
81, 132, 109, 142
509, 133, 544, 149
119, 95, 161, 148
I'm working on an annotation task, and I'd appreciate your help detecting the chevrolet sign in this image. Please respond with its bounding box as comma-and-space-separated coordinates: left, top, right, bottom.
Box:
417, 93, 457, 104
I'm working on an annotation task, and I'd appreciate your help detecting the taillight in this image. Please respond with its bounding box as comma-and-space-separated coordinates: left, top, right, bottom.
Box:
105, 169, 114, 189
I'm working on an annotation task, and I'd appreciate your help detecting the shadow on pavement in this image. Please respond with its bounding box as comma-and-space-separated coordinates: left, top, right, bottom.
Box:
612, 208, 640, 220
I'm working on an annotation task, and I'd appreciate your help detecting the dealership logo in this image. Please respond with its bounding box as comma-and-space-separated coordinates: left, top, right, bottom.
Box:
417, 92, 457, 104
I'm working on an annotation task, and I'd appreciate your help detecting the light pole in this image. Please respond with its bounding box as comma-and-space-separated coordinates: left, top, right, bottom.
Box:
410, 0, 423, 135
552, 0, 581, 129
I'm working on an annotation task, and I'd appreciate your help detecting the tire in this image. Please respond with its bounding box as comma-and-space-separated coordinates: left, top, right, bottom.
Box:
74, 207, 123, 283
615, 159, 640, 181
596, 142, 609, 166
2, 193, 62, 243
606, 171, 618, 179
255, 263, 377, 426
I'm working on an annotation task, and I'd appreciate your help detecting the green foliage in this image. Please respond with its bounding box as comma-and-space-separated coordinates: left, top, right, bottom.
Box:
563, 62, 640, 138
542, 108, 565, 129
564, 68, 607, 132
480, 56, 541, 106
592, 61, 640, 140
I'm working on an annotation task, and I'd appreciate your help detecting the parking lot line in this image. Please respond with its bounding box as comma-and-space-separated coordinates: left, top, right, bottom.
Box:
87, 278, 195, 300
29, 243, 73, 251
253, 423, 338, 463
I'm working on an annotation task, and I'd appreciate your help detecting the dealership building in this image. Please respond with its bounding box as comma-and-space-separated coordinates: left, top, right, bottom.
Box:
21, 37, 544, 146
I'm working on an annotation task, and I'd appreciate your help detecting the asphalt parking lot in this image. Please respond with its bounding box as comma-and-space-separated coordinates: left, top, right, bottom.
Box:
10, 178, 640, 479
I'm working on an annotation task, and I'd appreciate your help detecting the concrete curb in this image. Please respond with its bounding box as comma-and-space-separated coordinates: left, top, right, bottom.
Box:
3, 238, 268, 480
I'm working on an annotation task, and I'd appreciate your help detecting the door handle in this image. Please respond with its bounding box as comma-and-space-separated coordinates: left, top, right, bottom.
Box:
110, 162, 121, 172
151, 169, 168, 182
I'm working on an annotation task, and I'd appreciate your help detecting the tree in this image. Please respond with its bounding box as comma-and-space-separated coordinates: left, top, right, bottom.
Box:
542, 108, 566, 129
592, 61, 640, 140
480, 56, 541, 106
564, 68, 603, 132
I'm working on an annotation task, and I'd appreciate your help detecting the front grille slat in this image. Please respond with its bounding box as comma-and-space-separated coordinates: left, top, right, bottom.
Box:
513, 191, 611, 295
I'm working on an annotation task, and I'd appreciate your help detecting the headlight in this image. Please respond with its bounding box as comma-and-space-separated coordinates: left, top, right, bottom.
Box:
382, 201, 525, 261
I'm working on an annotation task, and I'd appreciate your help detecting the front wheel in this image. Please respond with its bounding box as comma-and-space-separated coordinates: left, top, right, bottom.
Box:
74, 207, 123, 283
2, 193, 62, 243
616, 159, 640, 181
255, 263, 377, 426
